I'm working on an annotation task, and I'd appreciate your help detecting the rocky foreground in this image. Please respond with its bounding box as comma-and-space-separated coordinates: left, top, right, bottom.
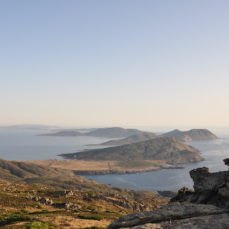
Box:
109, 158, 229, 229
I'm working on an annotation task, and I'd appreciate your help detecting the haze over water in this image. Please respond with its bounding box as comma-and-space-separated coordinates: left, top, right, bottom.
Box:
0, 128, 111, 160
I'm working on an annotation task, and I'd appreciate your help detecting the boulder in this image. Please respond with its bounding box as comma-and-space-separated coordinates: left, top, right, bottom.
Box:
109, 202, 228, 229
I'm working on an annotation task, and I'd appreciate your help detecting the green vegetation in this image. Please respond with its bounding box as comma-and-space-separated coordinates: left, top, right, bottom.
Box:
78, 214, 104, 220
0, 159, 169, 228
26, 221, 54, 229
0, 210, 32, 226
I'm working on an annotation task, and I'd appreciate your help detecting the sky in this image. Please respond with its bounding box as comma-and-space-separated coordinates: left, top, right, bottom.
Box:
0, 0, 229, 127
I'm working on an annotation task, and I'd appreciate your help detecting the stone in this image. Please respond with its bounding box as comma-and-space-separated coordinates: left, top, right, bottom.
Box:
223, 158, 229, 167
109, 202, 228, 229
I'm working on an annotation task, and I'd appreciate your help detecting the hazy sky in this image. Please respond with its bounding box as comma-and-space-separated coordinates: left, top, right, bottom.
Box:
1, 0, 229, 127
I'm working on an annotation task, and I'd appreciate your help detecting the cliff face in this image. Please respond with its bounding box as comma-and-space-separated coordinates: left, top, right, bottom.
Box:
109, 158, 229, 229
162, 129, 218, 142
60, 137, 202, 164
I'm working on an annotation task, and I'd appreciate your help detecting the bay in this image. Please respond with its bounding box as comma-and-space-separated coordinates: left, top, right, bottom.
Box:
85, 129, 229, 191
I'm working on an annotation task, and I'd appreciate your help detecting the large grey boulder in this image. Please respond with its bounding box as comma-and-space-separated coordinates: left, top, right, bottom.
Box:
109, 202, 228, 229
128, 213, 229, 229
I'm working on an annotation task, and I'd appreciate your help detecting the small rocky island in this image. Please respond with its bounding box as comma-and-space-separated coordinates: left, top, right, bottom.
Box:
162, 129, 218, 142
109, 158, 229, 229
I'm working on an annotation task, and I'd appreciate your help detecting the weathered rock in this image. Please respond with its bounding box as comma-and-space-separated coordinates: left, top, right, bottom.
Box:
224, 158, 229, 167
190, 167, 228, 192
172, 161, 229, 208
109, 202, 228, 229
128, 213, 229, 229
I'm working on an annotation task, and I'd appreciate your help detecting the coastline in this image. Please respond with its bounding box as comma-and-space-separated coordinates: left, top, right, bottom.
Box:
21, 159, 190, 176
73, 165, 184, 175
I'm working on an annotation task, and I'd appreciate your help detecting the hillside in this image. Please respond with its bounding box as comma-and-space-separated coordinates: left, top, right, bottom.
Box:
162, 129, 218, 142
60, 137, 202, 164
0, 158, 104, 190
0, 159, 168, 228
100, 132, 157, 146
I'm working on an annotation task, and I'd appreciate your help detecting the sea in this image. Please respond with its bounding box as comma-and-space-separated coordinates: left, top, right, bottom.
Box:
0, 126, 228, 191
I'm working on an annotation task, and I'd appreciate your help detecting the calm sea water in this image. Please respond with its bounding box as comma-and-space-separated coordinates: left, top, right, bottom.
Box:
0, 128, 112, 160
0, 127, 228, 191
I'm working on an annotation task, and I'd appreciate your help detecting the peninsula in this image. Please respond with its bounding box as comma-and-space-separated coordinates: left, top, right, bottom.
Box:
58, 137, 202, 174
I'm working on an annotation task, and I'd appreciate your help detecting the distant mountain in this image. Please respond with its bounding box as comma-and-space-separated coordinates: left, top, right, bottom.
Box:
40, 130, 84, 137
162, 129, 218, 142
101, 132, 157, 146
60, 137, 202, 164
40, 127, 144, 138
86, 127, 143, 138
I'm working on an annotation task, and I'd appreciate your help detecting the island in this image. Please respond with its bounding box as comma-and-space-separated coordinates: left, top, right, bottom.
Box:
162, 129, 218, 142
39, 127, 145, 138
56, 137, 202, 175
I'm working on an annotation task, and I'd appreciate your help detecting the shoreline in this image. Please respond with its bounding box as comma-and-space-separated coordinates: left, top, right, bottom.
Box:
73, 164, 185, 175
20, 159, 190, 176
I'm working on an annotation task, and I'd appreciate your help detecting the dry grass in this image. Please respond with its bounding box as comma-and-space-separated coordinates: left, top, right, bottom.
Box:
40, 215, 111, 229
27, 159, 166, 173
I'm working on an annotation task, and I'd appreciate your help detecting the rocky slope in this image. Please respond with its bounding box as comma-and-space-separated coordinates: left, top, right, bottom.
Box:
100, 132, 157, 146
109, 158, 229, 229
60, 137, 202, 164
162, 129, 218, 142
0, 159, 168, 228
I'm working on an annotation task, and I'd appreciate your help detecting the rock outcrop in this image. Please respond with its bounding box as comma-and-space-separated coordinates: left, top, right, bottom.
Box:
109, 158, 229, 228
172, 160, 229, 208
